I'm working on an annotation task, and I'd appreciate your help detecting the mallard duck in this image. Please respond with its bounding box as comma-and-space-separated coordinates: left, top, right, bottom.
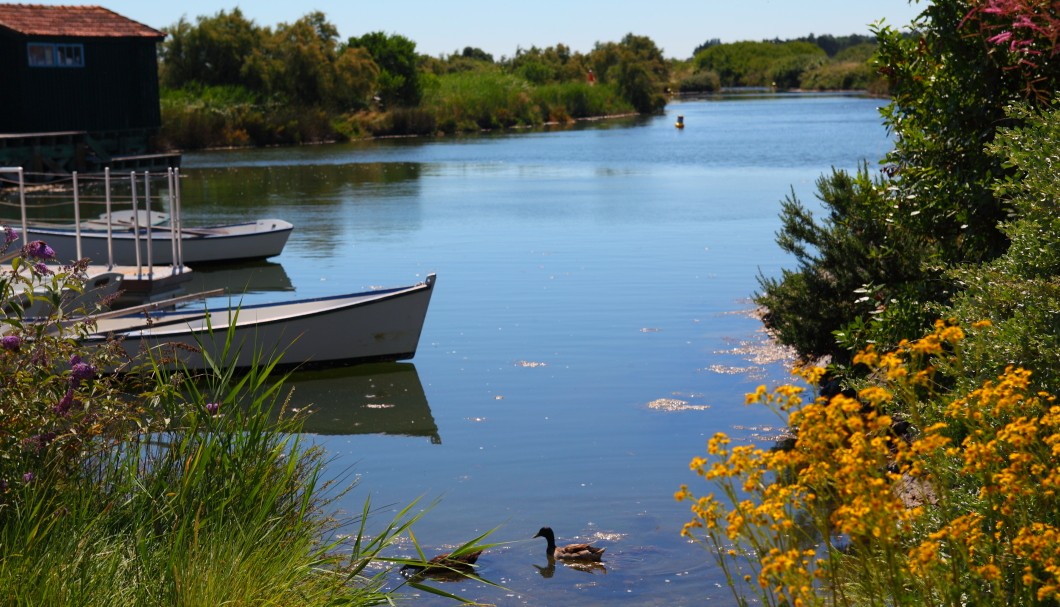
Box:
534, 526, 605, 562
401, 549, 483, 575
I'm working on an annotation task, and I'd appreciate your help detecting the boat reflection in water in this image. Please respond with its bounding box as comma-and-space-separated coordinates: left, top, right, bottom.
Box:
281, 363, 439, 443
181, 260, 294, 297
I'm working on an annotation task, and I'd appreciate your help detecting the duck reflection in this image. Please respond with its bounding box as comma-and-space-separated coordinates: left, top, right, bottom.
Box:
533, 556, 608, 577
280, 362, 439, 443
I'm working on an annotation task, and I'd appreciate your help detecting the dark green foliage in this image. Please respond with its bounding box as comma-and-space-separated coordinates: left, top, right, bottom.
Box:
694, 40, 826, 87
346, 31, 423, 107
691, 38, 722, 58
770, 53, 827, 89
760, 0, 1060, 365
679, 70, 721, 93
794, 33, 877, 57
589, 34, 669, 113
155, 9, 384, 146
507, 44, 589, 84
799, 60, 873, 91
945, 103, 1060, 394
756, 165, 941, 364
461, 46, 494, 63
688, 37, 879, 91
159, 9, 263, 90
875, 1, 1060, 266
613, 59, 660, 112
387, 107, 438, 135
833, 43, 877, 63
420, 51, 503, 77
266, 12, 342, 107
159, 86, 334, 148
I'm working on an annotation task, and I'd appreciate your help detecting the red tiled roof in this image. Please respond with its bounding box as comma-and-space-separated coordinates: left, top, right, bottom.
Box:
0, 4, 163, 38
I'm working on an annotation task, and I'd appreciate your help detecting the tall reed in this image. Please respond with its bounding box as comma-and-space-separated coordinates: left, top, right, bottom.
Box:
0, 231, 489, 605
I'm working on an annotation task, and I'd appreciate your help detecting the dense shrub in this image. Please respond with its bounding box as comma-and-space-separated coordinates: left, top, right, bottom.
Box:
755, 165, 939, 364
678, 70, 721, 93
799, 61, 874, 90
943, 102, 1060, 395
758, 0, 1060, 367
694, 40, 826, 87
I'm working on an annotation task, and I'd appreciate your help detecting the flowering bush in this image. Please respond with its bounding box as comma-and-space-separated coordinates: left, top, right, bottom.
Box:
0, 230, 134, 500
962, 0, 1060, 100
678, 319, 1060, 606
0, 229, 479, 604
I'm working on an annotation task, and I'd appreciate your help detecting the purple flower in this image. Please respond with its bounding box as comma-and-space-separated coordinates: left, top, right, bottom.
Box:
3, 226, 17, 245
70, 355, 95, 385
54, 389, 76, 416
71, 363, 95, 384
205, 402, 220, 416
23, 432, 56, 451
1, 335, 20, 352
22, 472, 34, 483
33, 262, 52, 276
25, 240, 55, 260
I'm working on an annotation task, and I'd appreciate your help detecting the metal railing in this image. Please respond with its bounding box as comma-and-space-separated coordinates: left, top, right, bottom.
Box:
0, 166, 188, 276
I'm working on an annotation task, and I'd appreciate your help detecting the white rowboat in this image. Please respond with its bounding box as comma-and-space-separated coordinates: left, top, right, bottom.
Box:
91, 274, 436, 371
24, 219, 294, 266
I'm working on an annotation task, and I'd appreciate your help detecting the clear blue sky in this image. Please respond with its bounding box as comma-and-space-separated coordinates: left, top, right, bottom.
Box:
32, 1, 926, 59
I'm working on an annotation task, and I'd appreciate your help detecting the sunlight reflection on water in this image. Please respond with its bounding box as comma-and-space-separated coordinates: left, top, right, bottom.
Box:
180, 94, 892, 606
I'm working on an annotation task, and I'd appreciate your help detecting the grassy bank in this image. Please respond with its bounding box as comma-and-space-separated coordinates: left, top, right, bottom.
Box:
158, 71, 638, 149
0, 236, 486, 605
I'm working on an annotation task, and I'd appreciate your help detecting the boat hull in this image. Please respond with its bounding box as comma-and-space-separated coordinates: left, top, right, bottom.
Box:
91, 274, 436, 371
25, 219, 294, 266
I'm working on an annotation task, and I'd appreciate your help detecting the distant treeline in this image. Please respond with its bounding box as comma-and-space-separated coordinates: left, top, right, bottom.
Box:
682, 33, 883, 92
156, 8, 892, 149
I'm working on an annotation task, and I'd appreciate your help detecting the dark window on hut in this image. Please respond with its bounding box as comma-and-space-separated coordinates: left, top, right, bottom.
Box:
27, 43, 84, 67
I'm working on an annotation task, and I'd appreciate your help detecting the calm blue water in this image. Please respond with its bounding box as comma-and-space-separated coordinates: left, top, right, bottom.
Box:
179, 93, 891, 606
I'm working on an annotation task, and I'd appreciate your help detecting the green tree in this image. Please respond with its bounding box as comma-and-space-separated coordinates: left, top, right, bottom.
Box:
332, 47, 379, 110
269, 12, 341, 107
461, 46, 494, 63
507, 44, 588, 84
757, 0, 1060, 363
589, 34, 669, 113
346, 31, 423, 107
876, 1, 1060, 264
159, 9, 265, 90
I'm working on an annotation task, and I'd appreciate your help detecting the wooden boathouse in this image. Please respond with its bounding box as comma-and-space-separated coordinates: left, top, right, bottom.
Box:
0, 4, 179, 176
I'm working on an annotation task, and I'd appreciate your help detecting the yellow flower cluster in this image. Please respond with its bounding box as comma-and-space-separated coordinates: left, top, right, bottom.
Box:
678, 319, 1060, 605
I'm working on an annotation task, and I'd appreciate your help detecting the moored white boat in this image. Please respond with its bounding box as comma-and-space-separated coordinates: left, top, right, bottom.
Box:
24, 219, 294, 266
90, 274, 436, 371
2, 165, 293, 267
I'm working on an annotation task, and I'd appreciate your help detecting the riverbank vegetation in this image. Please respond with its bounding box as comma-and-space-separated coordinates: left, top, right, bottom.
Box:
679, 0, 1060, 604
689, 34, 881, 91
156, 9, 665, 149
156, 8, 886, 150
0, 242, 487, 604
